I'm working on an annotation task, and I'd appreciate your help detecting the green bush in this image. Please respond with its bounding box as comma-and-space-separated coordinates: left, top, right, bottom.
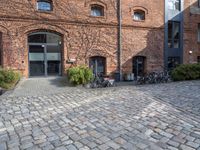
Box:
0, 68, 20, 89
67, 66, 93, 85
171, 63, 200, 81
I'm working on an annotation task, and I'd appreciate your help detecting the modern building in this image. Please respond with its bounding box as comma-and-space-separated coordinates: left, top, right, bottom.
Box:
0, 0, 199, 78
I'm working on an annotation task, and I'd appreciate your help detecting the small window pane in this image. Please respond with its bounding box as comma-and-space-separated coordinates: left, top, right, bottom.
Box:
175, 0, 180, 10
133, 11, 145, 21
168, 1, 174, 10
46, 33, 61, 44
28, 34, 46, 43
37, 1, 52, 11
168, 0, 180, 11
173, 22, 180, 48
91, 5, 104, 16
168, 22, 173, 48
168, 21, 180, 48
28, 32, 61, 44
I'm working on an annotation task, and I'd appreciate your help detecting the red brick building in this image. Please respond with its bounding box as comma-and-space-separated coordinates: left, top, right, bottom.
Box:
0, 0, 199, 78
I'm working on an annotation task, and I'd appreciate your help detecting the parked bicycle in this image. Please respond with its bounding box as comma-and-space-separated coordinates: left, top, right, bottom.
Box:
90, 73, 116, 88
136, 70, 171, 85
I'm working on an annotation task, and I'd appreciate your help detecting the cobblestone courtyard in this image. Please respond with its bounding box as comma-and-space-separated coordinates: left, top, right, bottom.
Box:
0, 79, 200, 150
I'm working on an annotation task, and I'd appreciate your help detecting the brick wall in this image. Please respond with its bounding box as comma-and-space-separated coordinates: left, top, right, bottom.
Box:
184, 0, 200, 64
0, 32, 2, 66
0, 0, 165, 77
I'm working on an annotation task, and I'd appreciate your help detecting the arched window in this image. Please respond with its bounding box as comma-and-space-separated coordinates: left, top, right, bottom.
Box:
132, 56, 146, 78
28, 32, 62, 76
89, 56, 106, 75
91, 5, 104, 17
133, 10, 145, 21
37, 0, 52, 11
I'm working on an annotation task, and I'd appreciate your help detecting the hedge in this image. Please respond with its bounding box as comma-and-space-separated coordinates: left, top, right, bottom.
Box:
67, 65, 93, 85
171, 63, 200, 81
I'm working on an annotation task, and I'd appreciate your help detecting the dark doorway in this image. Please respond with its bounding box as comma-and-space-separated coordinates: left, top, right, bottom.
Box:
197, 56, 200, 63
28, 32, 62, 77
167, 57, 180, 71
89, 56, 106, 75
133, 56, 146, 78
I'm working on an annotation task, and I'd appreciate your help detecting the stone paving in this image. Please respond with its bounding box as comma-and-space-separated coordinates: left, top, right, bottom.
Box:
0, 79, 200, 150
2, 77, 75, 98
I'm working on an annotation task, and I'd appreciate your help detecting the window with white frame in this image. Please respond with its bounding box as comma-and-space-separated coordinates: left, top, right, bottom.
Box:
37, 0, 52, 11
91, 5, 104, 17
168, 0, 180, 11
133, 10, 145, 21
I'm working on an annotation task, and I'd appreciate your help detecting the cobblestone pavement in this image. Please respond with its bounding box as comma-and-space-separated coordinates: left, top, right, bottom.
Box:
2, 77, 75, 98
0, 79, 200, 150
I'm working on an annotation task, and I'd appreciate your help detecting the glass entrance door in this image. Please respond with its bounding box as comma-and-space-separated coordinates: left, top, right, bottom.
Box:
28, 32, 62, 77
29, 45, 45, 76
47, 45, 61, 75
29, 44, 61, 77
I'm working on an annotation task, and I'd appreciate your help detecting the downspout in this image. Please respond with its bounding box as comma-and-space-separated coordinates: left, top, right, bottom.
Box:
117, 0, 122, 81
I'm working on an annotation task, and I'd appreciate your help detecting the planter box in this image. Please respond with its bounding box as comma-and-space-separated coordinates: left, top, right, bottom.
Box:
83, 83, 91, 89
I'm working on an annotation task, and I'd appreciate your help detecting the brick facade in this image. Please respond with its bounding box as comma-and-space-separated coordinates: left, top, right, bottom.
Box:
0, 0, 199, 78
184, 0, 200, 64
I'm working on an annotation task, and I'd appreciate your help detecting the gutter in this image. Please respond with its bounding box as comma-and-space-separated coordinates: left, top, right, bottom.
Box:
118, 0, 122, 81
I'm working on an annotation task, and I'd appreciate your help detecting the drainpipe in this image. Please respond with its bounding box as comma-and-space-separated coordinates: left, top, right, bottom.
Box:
117, 0, 122, 81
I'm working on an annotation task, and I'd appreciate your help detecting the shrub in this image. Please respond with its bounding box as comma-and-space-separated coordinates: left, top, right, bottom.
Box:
171, 63, 200, 81
0, 73, 5, 84
0, 68, 20, 89
67, 65, 93, 85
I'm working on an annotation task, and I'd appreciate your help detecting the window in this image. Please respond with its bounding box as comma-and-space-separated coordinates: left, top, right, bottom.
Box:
133, 10, 145, 21
37, 0, 52, 11
132, 56, 146, 77
168, 21, 180, 48
168, 0, 180, 11
28, 32, 61, 44
168, 57, 180, 70
198, 56, 200, 63
198, 24, 200, 42
89, 56, 106, 75
28, 32, 62, 76
91, 5, 104, 17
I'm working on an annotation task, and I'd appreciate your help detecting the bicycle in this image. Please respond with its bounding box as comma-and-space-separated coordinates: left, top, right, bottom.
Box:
90, 73, 116, 88
136, 70, 172, 85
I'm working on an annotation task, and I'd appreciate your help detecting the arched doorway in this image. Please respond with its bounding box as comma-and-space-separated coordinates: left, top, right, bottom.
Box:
28, 32, 62, 77
132, 56, 146, 78
89, 56, 106, 76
